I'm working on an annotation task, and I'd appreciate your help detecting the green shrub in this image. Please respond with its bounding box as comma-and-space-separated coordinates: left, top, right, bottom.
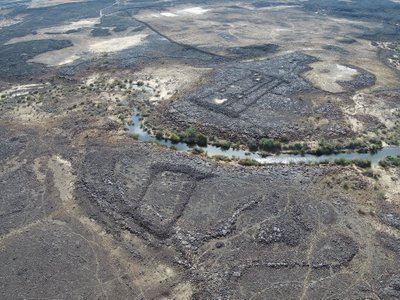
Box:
192, 147, 204, 155
259, 152, 270, 158
231, 143, 240, 150
248, 141, 259, 152
369, 144, 382, 154
238, 158, 261, 166
358, 207, 375, 216
259, 138, 281, 152
215, 139, 231, 150
315, 140, 336, 155
213, 155, 232, 162
377, 190, 387, 201
362, 169, 375, 178
178, 128, 208, 146
196, 133, 208, 147
333, 158, 371, 168
128, 133, 139, 140
379, 156, 400, 168
169, 132, 180, 143
345, 139, 366, 150
155, 131, 163, 140
352, 158, 371, 169
179, 127, 198, 144
288, 143, 307, 151
334, 158, 351, 166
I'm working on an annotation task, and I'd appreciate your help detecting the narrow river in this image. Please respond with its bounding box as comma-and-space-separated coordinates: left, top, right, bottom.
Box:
129, 109, 400, 165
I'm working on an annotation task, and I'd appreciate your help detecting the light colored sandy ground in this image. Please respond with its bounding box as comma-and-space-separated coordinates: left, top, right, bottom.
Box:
372, 166, 400, 204
170, 283, 193, 300
0, 83, 49, 98
388, 57, 400, 70
2, 1, 398, 93
370, 217, 400, 242
88, 34, 148, 53
0, 157, 27, 178
139, 64, 211, 103
89, 64, 210, 104
28, 0, 91, 8
150, 6, 210, 18
137, 3, 375, 51
30, 30, 148, 65
2, 63, 208, 136
0, 14, 25, 28
377, 41, 400, 70
47, 155, 191, 298
32, 48, 82, 66
136, 2, 400, 91
379, 169, 400, 204
180, 7, 209, 15
56, 54, 81, 66
305, 63, 358, 93
243, 5, 302, 11
85, 73, 101, 86
343, 92, 400, 134
159, 12, 178, 18
343, 40, 400, 90
52, 18, 99, 32
5, 17, 149, 67
30, 33, 147, 66
1, 85, 69, 126
5, 17, 100, 44
11, 104, 50, 124
2, 63, 208, 127
213, 98, 228, 104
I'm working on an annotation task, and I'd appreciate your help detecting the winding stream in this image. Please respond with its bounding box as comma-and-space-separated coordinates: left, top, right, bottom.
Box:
129, 108, 400, 165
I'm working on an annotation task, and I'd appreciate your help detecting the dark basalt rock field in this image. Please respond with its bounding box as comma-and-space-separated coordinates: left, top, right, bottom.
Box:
1, 0, 400, 299
74, 141, 395, 299
154, 52, 377, 143
1, 120, 399, 299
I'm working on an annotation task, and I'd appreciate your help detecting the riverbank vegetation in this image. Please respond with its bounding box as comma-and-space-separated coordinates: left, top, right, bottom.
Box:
379, 156, 400, 168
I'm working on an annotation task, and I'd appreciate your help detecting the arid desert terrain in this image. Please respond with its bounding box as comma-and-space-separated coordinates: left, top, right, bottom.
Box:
1, 0, 400, 299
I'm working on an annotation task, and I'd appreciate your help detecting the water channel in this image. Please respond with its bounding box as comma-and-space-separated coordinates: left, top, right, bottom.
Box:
129, 108, 400, 165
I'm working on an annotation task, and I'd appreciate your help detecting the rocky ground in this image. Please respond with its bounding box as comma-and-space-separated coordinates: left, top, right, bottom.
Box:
151, 52, 378, 144
1, 110, 400, 299
1, 0, 400, 299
